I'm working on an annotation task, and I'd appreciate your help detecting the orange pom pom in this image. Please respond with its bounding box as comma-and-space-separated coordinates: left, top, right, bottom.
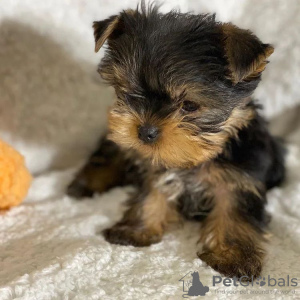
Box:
0, 140, 32, 209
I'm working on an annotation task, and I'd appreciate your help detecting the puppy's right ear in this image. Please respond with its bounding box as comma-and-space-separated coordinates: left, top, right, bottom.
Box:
93, 15, 122, 52
221, 23, 274, 84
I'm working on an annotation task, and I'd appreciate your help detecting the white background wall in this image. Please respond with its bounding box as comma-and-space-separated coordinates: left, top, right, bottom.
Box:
1, 0, 300, 173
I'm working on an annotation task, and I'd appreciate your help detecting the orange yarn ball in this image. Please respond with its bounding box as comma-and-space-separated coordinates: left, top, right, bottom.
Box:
0, 140, 32, 209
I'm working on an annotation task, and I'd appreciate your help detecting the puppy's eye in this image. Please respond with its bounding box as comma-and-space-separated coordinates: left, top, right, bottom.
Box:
181, 101, 199, 112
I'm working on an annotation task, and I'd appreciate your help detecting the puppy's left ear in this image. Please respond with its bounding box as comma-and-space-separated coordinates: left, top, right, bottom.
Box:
93, 15, 122, 52
222, 23, 274, 84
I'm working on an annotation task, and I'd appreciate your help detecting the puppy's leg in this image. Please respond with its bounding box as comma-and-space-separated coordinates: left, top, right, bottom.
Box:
67, 136, 142, 198
103, 173, 182, 246
197, 162, 269, 279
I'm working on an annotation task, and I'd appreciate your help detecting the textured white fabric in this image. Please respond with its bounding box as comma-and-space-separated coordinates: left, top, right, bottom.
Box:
0, 146, 300, 300
0, 1, 300, 299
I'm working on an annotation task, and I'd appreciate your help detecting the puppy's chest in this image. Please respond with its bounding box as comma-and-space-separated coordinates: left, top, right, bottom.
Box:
151, 166, 214, 219
127, 150, 214, 218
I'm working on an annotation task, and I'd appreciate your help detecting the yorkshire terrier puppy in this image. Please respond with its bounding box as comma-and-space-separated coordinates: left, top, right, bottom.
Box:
67, 5, 285, 278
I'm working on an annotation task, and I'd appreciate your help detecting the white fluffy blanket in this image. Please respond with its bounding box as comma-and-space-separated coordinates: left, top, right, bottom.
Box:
1, 146, 300, 299
1, 1, 300, 299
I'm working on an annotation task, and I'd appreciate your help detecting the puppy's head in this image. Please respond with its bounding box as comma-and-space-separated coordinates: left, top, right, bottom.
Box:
93, 5, 273, 168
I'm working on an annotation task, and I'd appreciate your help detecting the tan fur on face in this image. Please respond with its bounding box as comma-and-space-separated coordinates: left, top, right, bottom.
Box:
108, 102, 255, 168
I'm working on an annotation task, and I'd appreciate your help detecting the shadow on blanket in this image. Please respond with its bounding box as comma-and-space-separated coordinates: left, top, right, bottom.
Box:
0, 20, 113, 174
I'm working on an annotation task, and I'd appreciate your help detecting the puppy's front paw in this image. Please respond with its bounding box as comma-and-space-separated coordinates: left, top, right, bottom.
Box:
67, 180, 94, 199
102, 224, 162, 247
197, 244, 264, 279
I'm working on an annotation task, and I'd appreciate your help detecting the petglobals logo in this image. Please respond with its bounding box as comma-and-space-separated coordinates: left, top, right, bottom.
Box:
179, 271, 210, 297
179, 271, 298, 298
213, 275, 298, 287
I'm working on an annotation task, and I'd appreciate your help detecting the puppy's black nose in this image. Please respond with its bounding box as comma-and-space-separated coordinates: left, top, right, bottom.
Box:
138, 124, 159, 143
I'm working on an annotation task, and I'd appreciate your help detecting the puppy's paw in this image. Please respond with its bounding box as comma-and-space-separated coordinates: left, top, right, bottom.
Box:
67, 180, 94, 199
197, 244, 264, 279
102, 224, 162, 247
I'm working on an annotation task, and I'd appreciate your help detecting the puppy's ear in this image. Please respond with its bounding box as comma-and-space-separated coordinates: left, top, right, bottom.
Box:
222, 23, 274, 84
93, 15, 122, 52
